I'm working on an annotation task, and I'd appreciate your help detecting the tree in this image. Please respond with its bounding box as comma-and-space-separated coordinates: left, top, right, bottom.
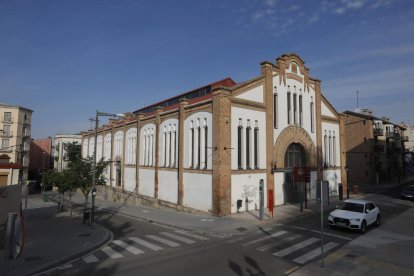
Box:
66, 156, 109, 211
64, 144, 109, 211
65, 142, 81, 166
41, 169, 55, 192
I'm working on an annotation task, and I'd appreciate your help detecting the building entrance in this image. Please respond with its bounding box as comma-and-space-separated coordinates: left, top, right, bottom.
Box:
283, 143, 306, 204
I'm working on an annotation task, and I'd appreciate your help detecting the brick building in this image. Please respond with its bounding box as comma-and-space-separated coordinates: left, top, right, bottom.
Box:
81, 53, 345, 216
29, 137, 53, 188
343, 110, 406, 187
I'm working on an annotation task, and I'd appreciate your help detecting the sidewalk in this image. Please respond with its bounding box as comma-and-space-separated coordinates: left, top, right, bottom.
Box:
0, 195, 112, 276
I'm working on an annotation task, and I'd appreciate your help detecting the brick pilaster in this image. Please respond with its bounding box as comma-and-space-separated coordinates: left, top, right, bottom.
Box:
154, 107, 162, 198
314, 80, 323, 180
212, 87, 232, 216
261, 61, 275, 207
178, 98, 188, 206
136, 114, 144, 195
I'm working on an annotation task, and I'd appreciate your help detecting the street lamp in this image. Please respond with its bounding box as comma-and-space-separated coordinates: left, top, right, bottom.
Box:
91, 110, 125, 224
345, 164, 349, 199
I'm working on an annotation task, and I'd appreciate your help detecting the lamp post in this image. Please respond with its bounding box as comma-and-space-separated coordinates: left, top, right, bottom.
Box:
345, 164, 349, 199
90, 110, 125, 224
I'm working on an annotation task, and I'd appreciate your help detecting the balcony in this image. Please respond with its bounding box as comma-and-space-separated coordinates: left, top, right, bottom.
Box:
373, 128, 383, 136
0, 131, 13, 138
1, 116, 14, 123
0, 147, 12, 153
386, 132, 395, 139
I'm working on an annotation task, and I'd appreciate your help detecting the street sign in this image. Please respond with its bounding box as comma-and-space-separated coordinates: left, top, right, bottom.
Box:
293, 166, 310, 182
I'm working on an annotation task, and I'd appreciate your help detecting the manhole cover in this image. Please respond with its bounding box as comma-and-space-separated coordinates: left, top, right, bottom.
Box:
236, 227, 247, 232
77, 233, 91, 237
346, 254, 357, 258
25, 256, 42, 262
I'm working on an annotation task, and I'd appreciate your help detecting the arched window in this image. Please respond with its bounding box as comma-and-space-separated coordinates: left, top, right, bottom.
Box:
284, 143, 306, 168
126, 128, 137, 165
103, 134, 111, 161
96, 135, 103, 161
114, 131, 124, 159
88, 138, 94, 157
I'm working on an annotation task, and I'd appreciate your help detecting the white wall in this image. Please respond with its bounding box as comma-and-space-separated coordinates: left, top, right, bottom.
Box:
274, 172, 284, 205
321, 122, 341, 167
323, 169, 342, 196
235, 85, 264, 103
273, 75, 317, 146
231, 107, 266, 170
183, 173, 212, 212
231, 173, 266, 213
158, 171, 178, 204
139, 168, 155, 197
309, 171, 318, 200
124, 167, 136, 192
321, 101, 336, 118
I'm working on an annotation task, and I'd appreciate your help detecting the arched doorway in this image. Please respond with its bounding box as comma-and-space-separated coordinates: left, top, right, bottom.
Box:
284, 143, 307, 204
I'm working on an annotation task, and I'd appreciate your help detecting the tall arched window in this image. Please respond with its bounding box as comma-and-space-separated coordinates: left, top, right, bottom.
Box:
284, 143, 306, 168
126, 128, 137, 165
88, 138, 94, 157
104, 134, 111, 161
114, 131, 124, 159
96, 135, 103, 161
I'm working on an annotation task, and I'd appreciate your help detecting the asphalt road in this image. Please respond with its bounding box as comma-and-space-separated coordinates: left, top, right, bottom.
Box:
40, 185, 412, 276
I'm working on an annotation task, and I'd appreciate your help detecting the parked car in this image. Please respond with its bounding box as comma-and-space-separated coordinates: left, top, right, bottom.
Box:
401, 185, 414, 201
328, 199, 380, 234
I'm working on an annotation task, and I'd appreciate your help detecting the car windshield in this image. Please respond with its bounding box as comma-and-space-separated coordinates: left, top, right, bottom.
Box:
404, 186, 414, 192
338, 202, 364, 213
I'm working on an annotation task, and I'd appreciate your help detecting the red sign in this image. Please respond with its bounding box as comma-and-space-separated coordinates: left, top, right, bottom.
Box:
293, 166, 310, 182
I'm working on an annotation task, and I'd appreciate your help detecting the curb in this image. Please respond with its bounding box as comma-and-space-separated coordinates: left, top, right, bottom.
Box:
30, 219, 113, 276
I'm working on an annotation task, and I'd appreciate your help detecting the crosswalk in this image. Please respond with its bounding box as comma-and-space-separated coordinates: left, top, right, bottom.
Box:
232, 228, 340, 265
80, 230, 209, 264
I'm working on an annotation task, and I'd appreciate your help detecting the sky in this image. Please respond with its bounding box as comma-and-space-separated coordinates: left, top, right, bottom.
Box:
1, 0, 413, 139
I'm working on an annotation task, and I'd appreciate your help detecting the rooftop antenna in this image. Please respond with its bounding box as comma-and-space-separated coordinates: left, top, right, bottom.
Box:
354, 90, 361, 113
356, 90, 359, 109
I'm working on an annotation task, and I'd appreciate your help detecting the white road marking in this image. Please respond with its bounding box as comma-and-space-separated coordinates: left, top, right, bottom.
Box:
243, 231, 288, 246
273, 237, 319, 257
276, 224, 352, 241
160, 232, 195, 244
112, 240, 144, 255
145, 235, 180, 247
82, 254, 99, 263
293, 242, 338, 264
128, 237, 163, 251
102, 246, 123, 259
256, 234, 302, 252
174, 230, 209, 241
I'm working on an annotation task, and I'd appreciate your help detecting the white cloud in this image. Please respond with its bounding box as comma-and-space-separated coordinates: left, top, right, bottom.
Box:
309, 14, 320, 23
265, 0, 278, 7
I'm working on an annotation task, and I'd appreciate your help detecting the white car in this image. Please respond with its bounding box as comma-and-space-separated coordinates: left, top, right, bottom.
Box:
328, 199, 380, 234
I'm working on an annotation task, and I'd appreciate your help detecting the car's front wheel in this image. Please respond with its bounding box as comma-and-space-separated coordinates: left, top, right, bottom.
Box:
375, 214, 381, 226
360, 221, 367, 234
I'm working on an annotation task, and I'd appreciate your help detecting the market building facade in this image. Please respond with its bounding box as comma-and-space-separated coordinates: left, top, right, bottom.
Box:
81, 53, 346, 216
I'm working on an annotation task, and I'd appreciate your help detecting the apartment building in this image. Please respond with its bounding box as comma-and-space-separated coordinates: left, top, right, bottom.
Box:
53, 134, 82, 172
0, 103, 33, 187
343, 110, 406, 187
